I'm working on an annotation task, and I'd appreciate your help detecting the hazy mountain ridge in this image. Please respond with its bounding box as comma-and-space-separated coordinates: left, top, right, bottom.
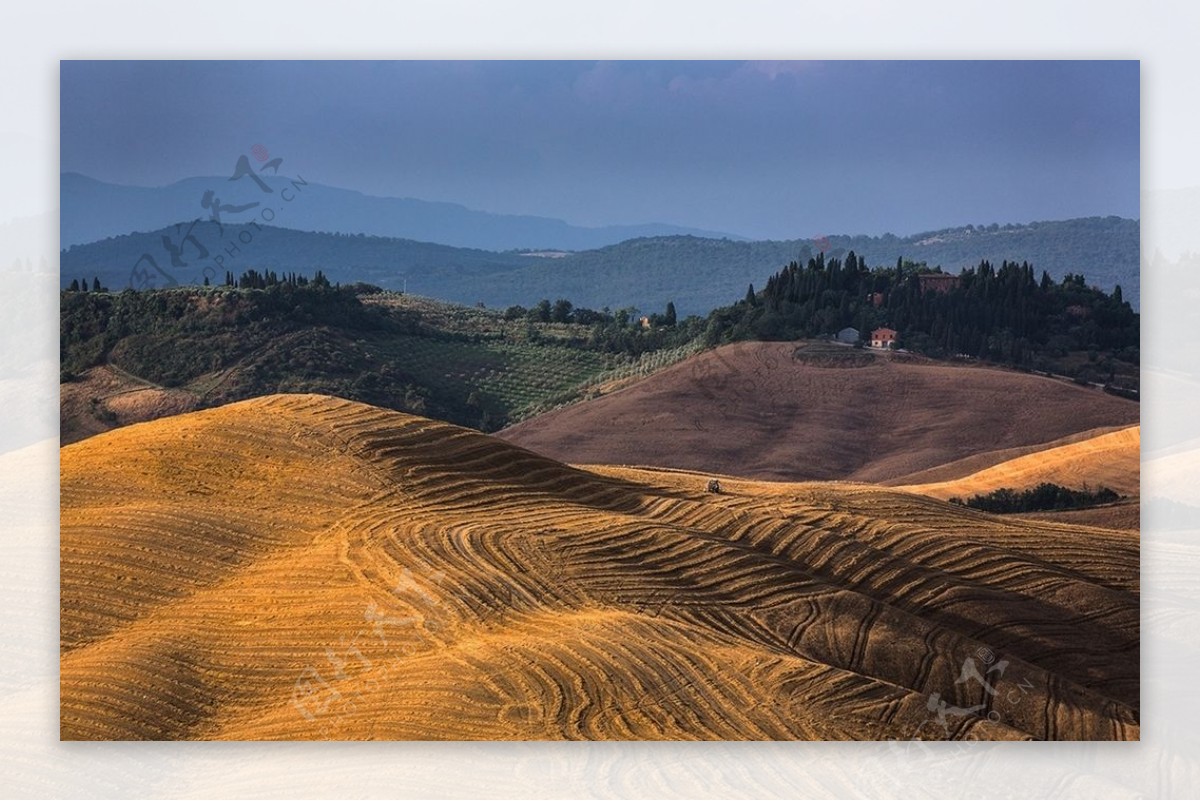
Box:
60, 172, 741, 252
459, 218, 1140, 314
61, 212, 1139, 316
59, 220, 536, 295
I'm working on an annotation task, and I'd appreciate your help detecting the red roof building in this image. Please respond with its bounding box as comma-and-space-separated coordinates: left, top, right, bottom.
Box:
871, 327, 898, 349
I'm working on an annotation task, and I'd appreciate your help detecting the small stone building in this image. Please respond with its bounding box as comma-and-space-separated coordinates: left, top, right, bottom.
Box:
917, 273, 961, 294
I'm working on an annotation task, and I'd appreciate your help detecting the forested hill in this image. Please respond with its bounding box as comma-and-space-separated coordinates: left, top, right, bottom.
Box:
705, 252, 1139, 391
59, 221, 538, 297
59, 277, 706, 441
60, 216, 1139, 316
61, 248, 1140, 447
464, 217, 1139, 315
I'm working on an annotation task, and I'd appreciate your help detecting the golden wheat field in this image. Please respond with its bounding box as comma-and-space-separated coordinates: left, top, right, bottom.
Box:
898, 425, 1140, 499
60, 394, 1138, 741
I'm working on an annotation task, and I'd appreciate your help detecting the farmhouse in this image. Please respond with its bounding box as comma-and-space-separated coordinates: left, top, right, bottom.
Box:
871, 327, 898, 349
918, 273, 961, 294
835, 327, 860, 344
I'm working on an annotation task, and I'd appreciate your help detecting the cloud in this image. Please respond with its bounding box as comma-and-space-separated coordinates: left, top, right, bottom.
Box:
664, 60, 820, 100
744, 60, 817, 80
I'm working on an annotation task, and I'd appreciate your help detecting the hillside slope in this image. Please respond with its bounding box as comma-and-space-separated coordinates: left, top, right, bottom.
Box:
498, 342, 1139, 483
61, 394, 1137, 740
883, 425, 1134, 487
897, 426, 1140, 500
61, 286, 670, 444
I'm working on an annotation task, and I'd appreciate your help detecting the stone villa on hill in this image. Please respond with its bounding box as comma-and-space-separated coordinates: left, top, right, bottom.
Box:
917, 273, 961, 294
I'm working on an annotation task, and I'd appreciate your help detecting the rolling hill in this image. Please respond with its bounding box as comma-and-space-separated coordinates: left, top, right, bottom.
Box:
60, 284, 703, 444
498, 341, 1140, 483
61, 394, 1138, 741
881, 425, 1137, 488
896, 425, 1141, 532
897, 425, 1140, 500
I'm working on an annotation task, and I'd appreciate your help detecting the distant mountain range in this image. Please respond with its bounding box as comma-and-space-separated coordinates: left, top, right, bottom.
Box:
62, 216, 1140, 315
60, 172, 742, 252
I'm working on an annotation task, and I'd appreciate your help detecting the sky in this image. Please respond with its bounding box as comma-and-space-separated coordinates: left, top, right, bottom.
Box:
60, 60, 1139, 240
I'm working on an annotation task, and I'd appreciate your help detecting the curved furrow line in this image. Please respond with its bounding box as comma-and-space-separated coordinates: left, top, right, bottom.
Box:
793, 505, 1139, 596
786, 517, 1136, 611
542, 496, 1132, 709
317, 414, 633, 500
686, 491, 1132, 633
811, 501, 1139, 591
471, 615, 779, 739
747, 585, 1135, 739
496, 503, 1132, 724
61, 641, 228, 740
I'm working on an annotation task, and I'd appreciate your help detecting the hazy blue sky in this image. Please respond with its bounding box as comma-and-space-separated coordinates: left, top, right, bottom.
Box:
60, 60, 1139, 239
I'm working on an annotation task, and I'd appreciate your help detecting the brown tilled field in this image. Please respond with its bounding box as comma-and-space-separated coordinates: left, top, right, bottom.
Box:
498, 342, 1139, 483
61, 394, 1138, 741
1015, 500, 1141, 532
60, 366, 201, 445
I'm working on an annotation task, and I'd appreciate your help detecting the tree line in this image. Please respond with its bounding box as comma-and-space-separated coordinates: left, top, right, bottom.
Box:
950, 483, 1120, 514
701, 251, 1138, 373
500, 298, 697, 357
65, 276, 108, 293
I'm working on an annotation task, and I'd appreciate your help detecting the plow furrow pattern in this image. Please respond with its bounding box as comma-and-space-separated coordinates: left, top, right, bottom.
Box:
61, 395, 1138, 740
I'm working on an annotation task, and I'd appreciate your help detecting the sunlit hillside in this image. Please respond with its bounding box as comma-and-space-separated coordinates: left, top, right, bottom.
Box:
61, 395, 1138, 741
